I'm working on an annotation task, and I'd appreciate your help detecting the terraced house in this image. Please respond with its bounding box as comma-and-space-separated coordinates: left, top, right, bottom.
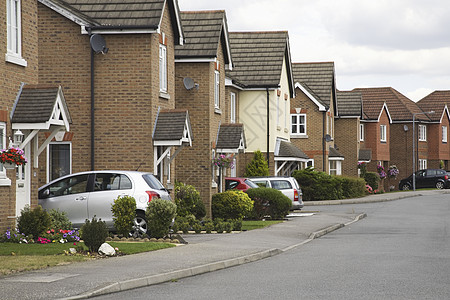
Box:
226, 31, 309, 176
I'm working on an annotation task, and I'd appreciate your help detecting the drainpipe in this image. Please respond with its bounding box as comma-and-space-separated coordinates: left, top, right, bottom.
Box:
322, 111, 326, 172
90, 44, 95, 171
266, 88, 270, 168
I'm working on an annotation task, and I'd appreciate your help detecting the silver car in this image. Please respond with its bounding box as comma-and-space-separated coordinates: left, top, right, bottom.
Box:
248, 176, 303, 210
38, 170, 171, 236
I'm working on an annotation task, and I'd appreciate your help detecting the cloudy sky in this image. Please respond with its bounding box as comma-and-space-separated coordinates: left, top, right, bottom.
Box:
178, 0, 450, 101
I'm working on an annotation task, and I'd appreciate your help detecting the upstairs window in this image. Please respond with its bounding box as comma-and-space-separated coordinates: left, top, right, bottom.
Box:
230, 92, 236, 123
359, 123, 364, 141
442, 126, 447, 143
380, 124, 387, 142
214, 71, 220, 109
291, 114, 306, 135
6, 0, 26, 66
418, 124, 427, 141
159, 44, 167, 93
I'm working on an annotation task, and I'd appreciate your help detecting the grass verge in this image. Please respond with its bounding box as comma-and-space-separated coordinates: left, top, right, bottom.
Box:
0, 241, 175, 276
242, 220, 283, 231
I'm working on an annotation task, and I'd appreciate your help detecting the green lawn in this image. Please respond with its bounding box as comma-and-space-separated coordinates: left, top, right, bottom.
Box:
241, 220, 283, 231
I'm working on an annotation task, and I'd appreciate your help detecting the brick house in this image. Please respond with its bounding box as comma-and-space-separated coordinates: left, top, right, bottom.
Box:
355, 87, 430, 190
37, 0, 193, 194
291, 62, 344, 175
335, 90, 362, 177
226, 31, 308, 176
417, 91, 450, 170
174, 10, 237, 214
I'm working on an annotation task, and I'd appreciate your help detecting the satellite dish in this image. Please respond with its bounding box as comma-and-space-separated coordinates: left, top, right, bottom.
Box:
183, 77, 195, 90
324, 134, 332, 142
90, 34, 109, 54
403, 125, 409, 132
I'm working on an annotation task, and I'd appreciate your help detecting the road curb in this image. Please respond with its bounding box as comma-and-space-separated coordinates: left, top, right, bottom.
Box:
62, 213, 367, 300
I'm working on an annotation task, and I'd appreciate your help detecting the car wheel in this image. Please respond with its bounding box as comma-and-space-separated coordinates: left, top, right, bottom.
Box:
436, 181, 444, 189
401, 184, 410, 191
129, 212, 148, 238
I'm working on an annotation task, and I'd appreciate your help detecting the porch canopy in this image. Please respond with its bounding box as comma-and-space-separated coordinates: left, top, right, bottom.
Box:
11, 85, 72, 168
275, 140, 309, 176
215, 123, 246, 154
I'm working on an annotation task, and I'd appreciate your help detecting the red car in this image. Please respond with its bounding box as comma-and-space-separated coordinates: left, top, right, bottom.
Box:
225, 177, 259, 192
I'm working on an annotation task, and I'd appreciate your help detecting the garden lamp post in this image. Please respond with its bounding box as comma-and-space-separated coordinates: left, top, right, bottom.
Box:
412, 111, 435, 191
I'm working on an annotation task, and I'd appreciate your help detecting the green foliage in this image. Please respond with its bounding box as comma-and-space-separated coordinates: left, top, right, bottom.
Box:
211, 190, 254, 220
203, 219, 214, 234
246, 187, 292, 220
48, 209, 73, 230
192, 222, 202, 234
340, 176, 366, 198
292, 168, 343, 201
80, 216, 108, 253
174, 182, 206, 220
215, 221, 225, 233
364, 172, 380, 190
224, 221, 233, 233
17, 205, 52, 239
111, 195, 137, 237
244, 150, 269, 177
146, 199, 177, 239
232, 219, 242, 231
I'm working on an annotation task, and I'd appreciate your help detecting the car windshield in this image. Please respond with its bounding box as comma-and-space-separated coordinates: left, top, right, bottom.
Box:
244, 179, 259, 188
142, 174, 165, 190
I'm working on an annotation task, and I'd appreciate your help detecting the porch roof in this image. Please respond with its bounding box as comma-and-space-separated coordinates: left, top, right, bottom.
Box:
216, 123, 246, 153
153, 109, 193, 146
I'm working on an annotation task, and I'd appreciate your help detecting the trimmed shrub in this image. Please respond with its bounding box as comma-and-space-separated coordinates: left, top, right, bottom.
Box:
211, 190, 254, 220
364, 172, 380, 191
81, 216, 108, 253
292, 168, 343, 201
192, 222, 202, 234
17, 205, 52, 239
244, 150, 269, 177
111, 195, 136, 237
48, 209, 73, 230
204, 220, 214, 234
341, 176, 366, 198
146, 199, 177, 239
174, 182, 206, 220
246, 187, 292, 220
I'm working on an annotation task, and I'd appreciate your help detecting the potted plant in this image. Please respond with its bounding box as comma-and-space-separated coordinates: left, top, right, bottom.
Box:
0, 147, 27, 169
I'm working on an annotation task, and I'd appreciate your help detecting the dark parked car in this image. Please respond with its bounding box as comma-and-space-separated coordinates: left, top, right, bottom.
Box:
399, 169, 450, 190
224, 177, 259, 192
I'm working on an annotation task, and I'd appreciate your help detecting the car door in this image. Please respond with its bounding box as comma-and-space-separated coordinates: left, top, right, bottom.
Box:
88, 173, 133, 228
38, 174, 90, 229
423, 169, 437, 188
415, 170, 427, 188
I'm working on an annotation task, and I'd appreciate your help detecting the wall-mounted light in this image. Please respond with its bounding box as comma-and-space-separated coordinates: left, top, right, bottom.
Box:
13, 129, 24, 147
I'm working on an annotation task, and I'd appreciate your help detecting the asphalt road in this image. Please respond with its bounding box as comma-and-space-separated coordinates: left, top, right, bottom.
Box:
93, 193, 450, 299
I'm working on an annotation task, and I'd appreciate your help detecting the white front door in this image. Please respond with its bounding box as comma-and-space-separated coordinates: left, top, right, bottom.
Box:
15, 143, 30, 217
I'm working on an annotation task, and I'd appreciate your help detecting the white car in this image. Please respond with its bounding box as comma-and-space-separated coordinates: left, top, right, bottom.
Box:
248, 176, 303, 210
38, 170, 171, 237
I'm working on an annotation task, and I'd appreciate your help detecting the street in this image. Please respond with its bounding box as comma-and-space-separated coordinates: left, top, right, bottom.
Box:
94, 193, 450, 299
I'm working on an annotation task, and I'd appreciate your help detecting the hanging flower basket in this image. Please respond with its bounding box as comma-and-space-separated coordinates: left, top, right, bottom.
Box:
0, 147, 27, 168
212, 154, 234, 169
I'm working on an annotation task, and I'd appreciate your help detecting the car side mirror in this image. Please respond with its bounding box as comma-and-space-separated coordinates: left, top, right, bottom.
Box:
42, 189, 50, 197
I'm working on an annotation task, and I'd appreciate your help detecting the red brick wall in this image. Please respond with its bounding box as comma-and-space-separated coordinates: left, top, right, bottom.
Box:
334, 118, 360, 177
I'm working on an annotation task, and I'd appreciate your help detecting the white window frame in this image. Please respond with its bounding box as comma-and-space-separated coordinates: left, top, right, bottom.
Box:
442, 126, 447, 143
419, 159, 427, 170
46, 142, 72, 183
418, 124, 427, 141
380, 124, 387, 142
214, 71, 220, 109
230, 92, 236, 123
329, 159, 342, 176
159, 44, 167, 93
6, 0, 26, 66
291, 113, 307, 136
360, 123, 364, 141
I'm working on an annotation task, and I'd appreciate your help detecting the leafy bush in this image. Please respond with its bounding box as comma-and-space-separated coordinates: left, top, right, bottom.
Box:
364, 172, 380, 191
211, 190, 253, 220
192, 222, 202, 234
174, 182, 206, 220
340, 176, 366, 198
246, 187, 292, 220
292, 168, 343, 201
81, 216, 108, 253
111, 195, 137, 237
146, 199, 177, 239
17, 205, 52, 239
244, 150, 269, 177
48, 209, 73, 230
204, 221, 214, 234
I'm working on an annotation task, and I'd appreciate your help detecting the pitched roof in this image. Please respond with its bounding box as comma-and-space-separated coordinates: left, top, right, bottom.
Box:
226, 31, 294, 94
358, 149, 372, 162
417, 91, 450, 122
216, 124, 246, 153
354, 87, 429, 122
175, 10, 232, 66
277, 140, 309, 160
40, 0, 184, 42
336, 90, 362, 117
329, 146, 344, 158
153, 109, 193, 146
11, 85, 72, 126
292, 62, 335, 109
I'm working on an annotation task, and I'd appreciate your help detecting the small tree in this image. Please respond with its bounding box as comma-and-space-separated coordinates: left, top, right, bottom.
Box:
81, 216, 108, 253
244, 150, 269, 177
17, 205, 52, 239
146, 199, 177, 239
111, 195, 137, 237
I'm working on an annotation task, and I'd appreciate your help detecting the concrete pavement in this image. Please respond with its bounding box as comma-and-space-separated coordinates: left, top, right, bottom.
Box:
0, 190, 446, 299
